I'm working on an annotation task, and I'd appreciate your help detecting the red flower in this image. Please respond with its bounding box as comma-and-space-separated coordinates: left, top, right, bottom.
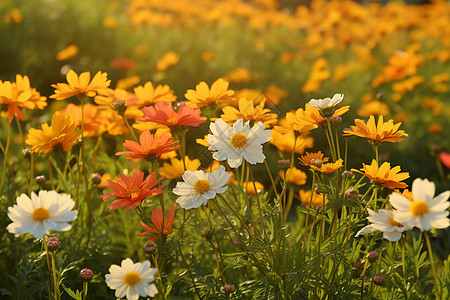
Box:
140, 102, 206, 128
116, 131, 180, 160
100, 170, 164, 211
439, 151, 450, 169
138, 204, 175, 241
109, 58, 136, 71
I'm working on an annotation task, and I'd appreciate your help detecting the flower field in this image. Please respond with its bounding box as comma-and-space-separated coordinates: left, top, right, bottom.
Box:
1, 0, 450, 299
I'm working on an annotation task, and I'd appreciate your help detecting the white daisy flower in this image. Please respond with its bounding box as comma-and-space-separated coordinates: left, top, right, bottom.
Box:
173, 165, 230, 209
7, 190, 77, 238
308, 93, 344, 110
390, 178, 450, 231
355, 209, 411, 242
105, 258, 158, 300
207, 118, 271, 168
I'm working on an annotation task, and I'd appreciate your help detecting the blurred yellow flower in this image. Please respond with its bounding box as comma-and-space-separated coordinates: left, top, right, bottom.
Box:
357, 101, 390, 117
302, 58, 330, 93
4, 8, 23, 23
420, 98, 444, 116
156, 51, 179, 71
159, 156, 201, 179
243, 181, 264, 195
185, 78, 235, 108
264, 85, 288, 106
116, 75, 141, 90
26, 114, 80, 154
201, 51, 215, 62
427, 123, 444, 134
270, 126, 314, 154
223, 68, 252, 83
103, 16, 118, 28
391, 75, 425, 94
50, 70, 110, 100
298, 189, 328, 208
56, 45, 79, 61
279, 167, 307, 185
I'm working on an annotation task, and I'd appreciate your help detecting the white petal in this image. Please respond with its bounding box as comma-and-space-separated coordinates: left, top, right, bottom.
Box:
412, 178, 435, 202
389, 192, 411, 210
383, 230, 402, 241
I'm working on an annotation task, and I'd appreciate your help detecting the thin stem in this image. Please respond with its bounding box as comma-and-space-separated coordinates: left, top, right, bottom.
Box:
326, 119, 337, 162
178, 245, 201, 299
303, 171, 316, 247
43, 238, 53, 300
334, 126, 341, 160
152, 256, 166, 300
50, 252, 60, 300
82, 282, 88, 300
264, 160, 278, 198
424, 231, 441, 299
0, 122, 11, 191
120, 112, 138, 141
80, 97, 92, 246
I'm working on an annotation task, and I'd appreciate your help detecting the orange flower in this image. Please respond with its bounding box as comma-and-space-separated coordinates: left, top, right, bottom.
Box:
56, 45, 79, 61
132, 81, 176, 106
159, 156, 201, 179
140, 102, 206, 129
352, 160, 409, 190
155, 51, 179, 71
220, 98, 278, 128
100, 170, 164, 211
310, 159, 343, 174
25, 114, 80, 154
357, 101, 390, 117
109, 58, 136, 71
298, 189, 328, 208
301, 103, 350, 127
299, 151, 329, 167
243, 181, 264, 195
50, 70, 110, 100
185, 78, 235, 108
279, 167, 307, 185
270, 127, 314, 154
138, 204, 175, 242
223, 68, 252, 83
116, 131, 180, 160
343, 115, 408, 145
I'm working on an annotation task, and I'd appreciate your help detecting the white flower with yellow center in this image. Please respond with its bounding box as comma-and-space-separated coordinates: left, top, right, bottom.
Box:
7, 190, 77, 238
105, 258, 158, 300
207, 118, 271, 168
390, 178, 450, 231
355, 209, 411, 241
173, 165, 230, 209
308, 93, 344, 110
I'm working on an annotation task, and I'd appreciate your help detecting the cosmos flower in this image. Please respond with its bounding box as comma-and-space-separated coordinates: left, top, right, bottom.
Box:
343, 115, 408, 145
390, 178, 450, 230
116, 131, 180, 160
105, 258, 158, 300
308, 93, 344, 117
50, 70, 110, 100
352, 160, 409, 190
185, 78, 235, 108
100, 170, 165, 211
207, 118, 271, 168
173, 166, 230, 209
310, 159, 343, 174
220, 98, 278, 128
159, 156, 201, 179
138, 204, 175, 242
299, 151, 330, 167
140, 102, 206, 129
355, 209, 411, 241
7, 191, 77, 238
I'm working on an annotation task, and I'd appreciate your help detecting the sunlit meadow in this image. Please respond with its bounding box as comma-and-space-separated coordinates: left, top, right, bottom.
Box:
1, 0, 450, 299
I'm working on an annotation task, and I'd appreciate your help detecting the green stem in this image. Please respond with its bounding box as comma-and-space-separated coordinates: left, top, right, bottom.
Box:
43, 238, 53, 299
0, 122, 11, 191
50, 252, 60, 300
82, 282, 88, 300
80, 97, 92, 246
424, 231, 441, 299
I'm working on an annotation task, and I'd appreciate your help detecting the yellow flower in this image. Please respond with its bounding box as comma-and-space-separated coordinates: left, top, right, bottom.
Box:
264, 85, 288, 106
223, 68, 252, 83
4, 8, 23, 23
270, 127, 314, 154
185, 78, 235, 108
299, 151, 329, 167
155, 51, 179, 71
302, 58, 330, 93
427, 123, 443, 134
50, 70, 110, 100
26, 114, 80, 154
343, 115, 408, 145
220, 98, 278, 128
103, 16, 118, 28
298, 189, 328, 208
133, 81, 176, 106
357, 101, 390, 117
56, 45, 79, 61
352, 160, 409, 190
420, 98, 444, 116
243, 181, 264, 195
159, 156, 201, 179
279, 167, 307, 185
310, 159, 343, 174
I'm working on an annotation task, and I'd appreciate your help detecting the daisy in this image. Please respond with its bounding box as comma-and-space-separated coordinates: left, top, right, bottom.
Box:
355, 209, 411, 241
105, 258, 158, 300
116, 131, 180, 160
100, 170, 165, 211
138, 204, 175, 242
185, 78, 235, 108
308, 93, 344, 117
310, 159, 343, 175
299, 151, 329, 167
173, 166, 230, 209
390, 178, 450, 230
7, 190, 77, 238
207, 118, 271, 168
352, 160, 409, 190
50, 70, 110, 100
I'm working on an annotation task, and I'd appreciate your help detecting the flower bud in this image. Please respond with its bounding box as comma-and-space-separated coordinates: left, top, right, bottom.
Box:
330, 116, 342, 128
278, 159, 291, 169
91, 173, 102, 185
345, 188, 358, 200
343, 170, 353, 177
111, 99, 127, 114
36, 175, 46, 185
367, 251, 379, 262
144, 242, 157, 255
23, 148, 32, 158
201, 227, 213, 242
80, 268, 94, 282
224, 284, 235, 294
47, 237, 60, 252
372, 273, 385, 286
318, 121, 328, 130
375, 92, 385, 101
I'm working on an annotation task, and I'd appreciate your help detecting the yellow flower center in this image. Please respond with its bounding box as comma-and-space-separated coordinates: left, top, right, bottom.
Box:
32, 207, 50, 222
409, 200, 429, 216
230, 133, 247, 148
194, 179, 210, 194
127, 185, 141, 201
388, 216, 404, 228
167, 117, 178, 125
124, 271, 141, 286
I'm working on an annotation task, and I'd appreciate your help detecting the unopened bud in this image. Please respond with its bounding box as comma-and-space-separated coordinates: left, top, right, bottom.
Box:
80, 268, 94, 282
91, 173, 102, 185
375, 92, 385, 101
144, 242, 157, 255
111, 99, 127, 114
343, 170, 353, 177
23, 148, 32, 158
201, 227, 213, 241
367, 251, 379, 262
330, 116, 342, 128
372, 273, 385, 286
278, 159, 291, 169
345, 188, 358, 200
36, 175, 46, 184
224, 284, 235, 293
47, 237, 60, 252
